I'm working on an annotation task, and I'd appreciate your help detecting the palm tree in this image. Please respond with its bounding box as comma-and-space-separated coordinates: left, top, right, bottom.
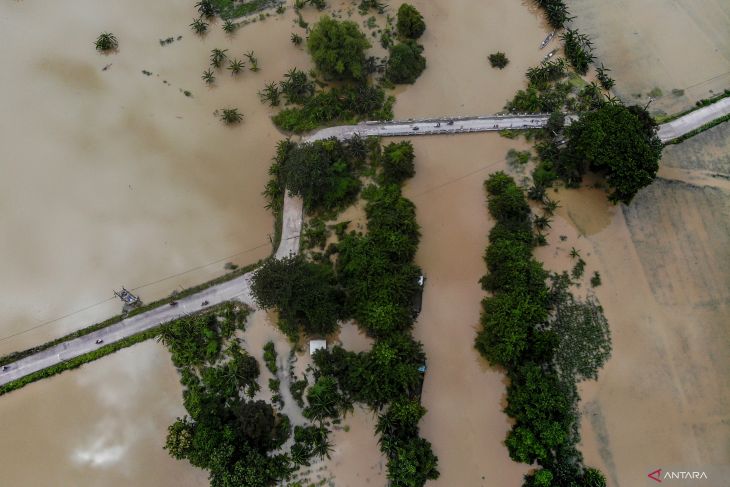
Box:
202, 69, 215, 84
227, 58, 245, 75
258, 81, 281, 106
220, 108, 243, 124
190, 18, 208, 35
223, 19, 237, 34
569, 247, 581, 259
542, 196, 560, 215
195, 0, 215, 18
290, 33, 303, 45
596, 64, 615, 90
244, 51, 259, 72
94, 32, 118, 52
290, 443, 311, 466
210, 48, 228, 69
311, 428, 334, 460
534, 214, 552, 231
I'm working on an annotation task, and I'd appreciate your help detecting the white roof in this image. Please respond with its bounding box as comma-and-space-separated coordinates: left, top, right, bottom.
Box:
309, 340, 327, 355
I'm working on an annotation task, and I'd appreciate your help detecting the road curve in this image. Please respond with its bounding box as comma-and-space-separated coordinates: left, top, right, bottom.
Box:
2, 107, 727, 386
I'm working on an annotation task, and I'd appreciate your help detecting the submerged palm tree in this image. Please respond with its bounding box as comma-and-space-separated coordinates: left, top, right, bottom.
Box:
220, 108, 243, 124
210, 49, 228, 69
534, 214, 552, 231
195, 0, 215, 18
244, 51, 259, 72
542, 196, 560, 215
227, 58, 245, 75
569, 247, 581, 259
94, 32, 118, 52
223, 19, 237, 34
190, 18, 209, 35
210, 48, 228, 69
202, 69, 216, 84
290, 33, 303, 45
311, 427, 334, 460
258, 81, 281, 106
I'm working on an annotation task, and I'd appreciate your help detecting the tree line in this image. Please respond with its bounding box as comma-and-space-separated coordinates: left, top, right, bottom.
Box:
476, 173, 609, 487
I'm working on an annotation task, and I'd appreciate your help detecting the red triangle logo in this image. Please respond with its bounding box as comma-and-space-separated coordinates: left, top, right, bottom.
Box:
648, 469, 662, 483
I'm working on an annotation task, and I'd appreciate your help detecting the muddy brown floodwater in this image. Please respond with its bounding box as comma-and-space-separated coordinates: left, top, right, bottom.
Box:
568, 0, 730, 116
0, 0, 311, 484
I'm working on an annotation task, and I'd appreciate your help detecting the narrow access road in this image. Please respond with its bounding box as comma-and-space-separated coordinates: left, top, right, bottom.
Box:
657, 97, 730, 142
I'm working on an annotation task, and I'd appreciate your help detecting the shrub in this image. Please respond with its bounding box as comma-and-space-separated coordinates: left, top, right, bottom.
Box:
396, 4, 426, 39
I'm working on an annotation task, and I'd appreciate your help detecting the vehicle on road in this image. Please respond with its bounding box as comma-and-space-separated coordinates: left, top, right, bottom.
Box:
169, 300, 178, 306
201, 300, 209, 307
95, 339, 104, 345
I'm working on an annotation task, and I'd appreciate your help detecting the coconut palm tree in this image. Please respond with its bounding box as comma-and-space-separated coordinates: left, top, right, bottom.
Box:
190, 18, 208, 35
569, 247, 581, 259
195, 0, 215, 18
542, 196, 560, 215
244, 51, 259, 72
223, 19, 237, 34
202, 69, 216, 84
210, 48, 228, 69
258, 81, 281, 106
220, 108, 243, 124
311, 428, 334, 459
290, 443, 311, 466
290, 33, 303, 45
534, 214, 552, 231
94, 32, 118, 52
227, 58, 245, 75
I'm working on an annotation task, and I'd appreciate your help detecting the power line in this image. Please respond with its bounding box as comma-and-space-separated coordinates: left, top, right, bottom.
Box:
0, 239, 271, 343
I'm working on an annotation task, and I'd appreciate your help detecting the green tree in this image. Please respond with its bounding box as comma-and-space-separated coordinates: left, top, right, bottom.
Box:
396, 4, 426, 39
280, 68, 315, 104
219, 108, 243, 124
250, 255, 343, 337
307, 16, 371, 80
561, 103, 662, 202
386, 41, 427, 84
381, 141, 416, 184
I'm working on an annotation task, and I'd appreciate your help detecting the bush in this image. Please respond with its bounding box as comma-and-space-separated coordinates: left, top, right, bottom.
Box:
307, 16, 371, 80
381, 141, 416, 184
396, 4, 426, 39
489, 52, 509, 69
386, 41, 427, 84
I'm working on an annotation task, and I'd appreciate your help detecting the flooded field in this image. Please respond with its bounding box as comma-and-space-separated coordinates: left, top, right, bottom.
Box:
0, 0, 312, 357
568, 0, 730, 115
0, 340, 208, 486
542, 128, 730, 486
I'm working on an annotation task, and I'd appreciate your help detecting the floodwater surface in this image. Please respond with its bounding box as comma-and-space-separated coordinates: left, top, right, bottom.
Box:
0, 340, 208, 486
0, 0, 312, 356
568, 0, 730, 115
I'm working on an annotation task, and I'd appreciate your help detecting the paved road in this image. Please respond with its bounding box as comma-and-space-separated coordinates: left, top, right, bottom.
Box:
2, 107, 727, 386
657, 97, 730, 142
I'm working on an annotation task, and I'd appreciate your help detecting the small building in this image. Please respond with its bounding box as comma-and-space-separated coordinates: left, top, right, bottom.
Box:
309, 340, 327, 356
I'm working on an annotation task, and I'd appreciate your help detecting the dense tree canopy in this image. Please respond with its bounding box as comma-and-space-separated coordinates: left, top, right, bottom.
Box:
277, 138, 364, 212
250, 255, 344, 337
386, 41, 427, 84
561, 103, 662, 203
307, 16, 371, 80
396, 4, 426, 39
381, 141, 416, 184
